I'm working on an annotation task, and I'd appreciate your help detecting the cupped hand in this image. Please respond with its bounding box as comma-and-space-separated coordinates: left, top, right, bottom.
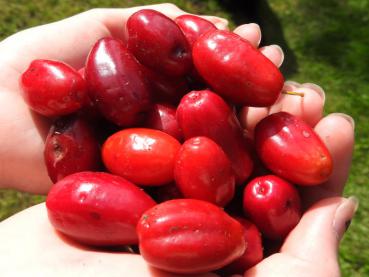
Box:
241, 83, 356, 277
0, 4, 356, 277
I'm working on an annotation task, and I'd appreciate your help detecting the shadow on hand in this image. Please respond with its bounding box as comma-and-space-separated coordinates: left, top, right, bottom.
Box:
55, 228, 137, 253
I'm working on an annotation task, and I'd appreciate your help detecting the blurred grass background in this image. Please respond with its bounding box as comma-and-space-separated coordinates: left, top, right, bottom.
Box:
0, 0, 368, 276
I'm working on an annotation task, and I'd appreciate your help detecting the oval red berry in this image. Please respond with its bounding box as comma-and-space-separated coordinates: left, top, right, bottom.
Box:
102, 128, 181, 186
46, 172, 156, 246
20, 59, 87, 117
44, 116, 101, 183
243, 175, 301, 239
127, 9, 192, 77
174, 136, 235, 206
137, 199, 246, 274
254, 112, 333, 185
193, 30, 284, 106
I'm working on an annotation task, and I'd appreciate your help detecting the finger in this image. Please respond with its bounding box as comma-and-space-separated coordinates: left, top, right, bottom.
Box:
233, 23, 261, 48
315, 113, 355, 191
300, 83, 325, 97
201, 15, 229, 30
299, 113, 355, 207
284, 80, 301, 90
259, 45, 284, 67
281, 197, 358, 275
0, 203, 218, 277
240, 82, 325, 134
239, 106, 268, 135
269, 83, 325, 126
0, 5, 184, 71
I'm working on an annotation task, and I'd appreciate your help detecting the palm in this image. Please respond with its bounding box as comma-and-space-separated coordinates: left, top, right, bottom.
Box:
247, 252, 331, 277
0, 88, 51, 192
0, 4, 355, 277
0, 8, 115, 193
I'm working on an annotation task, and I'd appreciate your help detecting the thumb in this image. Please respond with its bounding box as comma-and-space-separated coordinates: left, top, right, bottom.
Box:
281, 197, 358, 268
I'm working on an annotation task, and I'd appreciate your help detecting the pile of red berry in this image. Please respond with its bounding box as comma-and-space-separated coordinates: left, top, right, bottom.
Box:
20, 10, 333, 275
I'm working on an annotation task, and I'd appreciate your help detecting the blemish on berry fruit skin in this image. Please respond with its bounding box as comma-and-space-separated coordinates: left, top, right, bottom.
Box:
44, 116, 101, 183
90, 212, 101, 220
302, 130, 310, 138
52, 140, 64, 161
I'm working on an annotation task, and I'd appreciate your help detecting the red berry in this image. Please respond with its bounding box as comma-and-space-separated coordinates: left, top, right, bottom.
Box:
177, 90, 253, 184
20, 59, 87, 116
137, 199, 246, 274
175, 14, 217, 48
85, 37, 152, 127
243, 175, 301, 240
221, 217, 263, 274
127, 9, 192, 77
174, 136, 235, 206
143, 67, 189, 104
193, 30, 284, 106
175, 14, 217, 87
46, 172, 156, 246
145, 182, 183, 203
44, 116, 101, 183
102, 128, 181, 186
143, 103, 183, 141
254, 112, 333, 185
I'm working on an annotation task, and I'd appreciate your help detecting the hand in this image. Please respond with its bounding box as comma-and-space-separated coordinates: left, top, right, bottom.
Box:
0, 4, 356, 277
241, 82, 356, 277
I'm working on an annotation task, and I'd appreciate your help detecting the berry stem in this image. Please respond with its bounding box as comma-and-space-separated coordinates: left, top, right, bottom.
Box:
283, 91, 305, 97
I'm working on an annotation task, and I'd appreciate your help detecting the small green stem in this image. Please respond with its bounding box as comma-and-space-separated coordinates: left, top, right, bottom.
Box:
283, 91, 305, 97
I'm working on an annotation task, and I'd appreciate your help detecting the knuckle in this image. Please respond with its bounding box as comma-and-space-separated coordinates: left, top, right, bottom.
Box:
160, 3, 180, 11
83, 8, 105, 18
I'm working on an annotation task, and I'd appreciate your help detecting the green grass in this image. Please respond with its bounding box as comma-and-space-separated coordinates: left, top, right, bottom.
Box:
0, 0, 368, 276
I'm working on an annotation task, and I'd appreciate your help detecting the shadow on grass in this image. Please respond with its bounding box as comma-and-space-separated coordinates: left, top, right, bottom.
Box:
295, 1, 369, 83
217, 0, 298, 77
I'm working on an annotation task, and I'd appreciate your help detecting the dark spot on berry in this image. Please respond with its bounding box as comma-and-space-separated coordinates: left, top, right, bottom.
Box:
90, 212, 101, 220
169, 226, 180, 233
286, 199, 292, 209
172, 45, 187, 60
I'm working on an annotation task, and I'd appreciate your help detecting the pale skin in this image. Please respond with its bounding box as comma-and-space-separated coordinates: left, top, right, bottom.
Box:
0, 3, 357, 277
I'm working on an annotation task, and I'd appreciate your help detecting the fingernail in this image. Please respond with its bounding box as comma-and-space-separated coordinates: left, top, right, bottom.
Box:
270, 44, 284, 67
333, 196, 359, 241
284, 80, 301, 92
248, 23, 261, 45
285, 80, 301, 88
330, 113, 355, 130
301, 83, 326, 104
